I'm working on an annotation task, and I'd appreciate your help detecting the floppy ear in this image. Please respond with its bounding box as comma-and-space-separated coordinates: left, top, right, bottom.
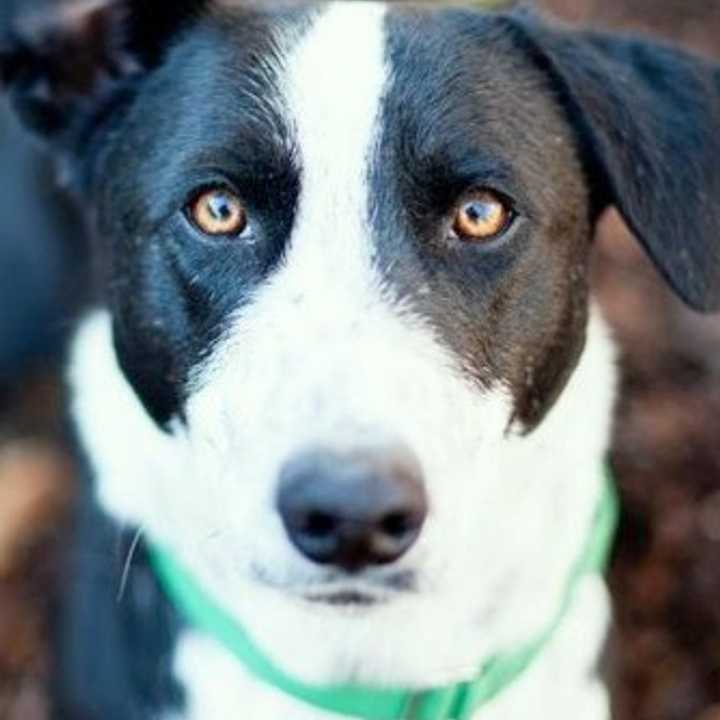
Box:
0, 0, 206, 142
508, 15, 720, 312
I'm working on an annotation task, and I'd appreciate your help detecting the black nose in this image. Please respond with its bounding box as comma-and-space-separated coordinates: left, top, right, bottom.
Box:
276, 446, 427, 572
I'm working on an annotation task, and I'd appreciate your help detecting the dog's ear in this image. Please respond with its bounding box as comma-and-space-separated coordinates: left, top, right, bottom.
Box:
508, 15, 720, 312
0, 0, 207, 141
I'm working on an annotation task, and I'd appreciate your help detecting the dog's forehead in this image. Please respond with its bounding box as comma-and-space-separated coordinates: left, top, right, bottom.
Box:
201, 1, 552, 192
203, 1, 560, 179
212, 1, 527, 117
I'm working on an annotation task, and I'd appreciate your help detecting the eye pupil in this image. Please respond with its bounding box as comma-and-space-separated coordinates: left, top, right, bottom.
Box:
465, 201, 491, 223
208, 195, 232, 219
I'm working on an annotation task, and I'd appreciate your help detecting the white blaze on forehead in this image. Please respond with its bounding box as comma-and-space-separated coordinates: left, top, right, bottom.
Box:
280, 1, 388, 287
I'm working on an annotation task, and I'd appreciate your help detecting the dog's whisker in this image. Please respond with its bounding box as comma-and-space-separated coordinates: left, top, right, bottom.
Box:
116, 526, 144, 604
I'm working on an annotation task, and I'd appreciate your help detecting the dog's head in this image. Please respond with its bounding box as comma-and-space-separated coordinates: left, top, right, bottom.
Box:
4, 0, 720, 687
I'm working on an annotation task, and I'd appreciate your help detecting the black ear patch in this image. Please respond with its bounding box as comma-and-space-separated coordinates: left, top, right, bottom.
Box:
510, 16, 720, 312
0, 0, 207, 140
0, 1, 135, 138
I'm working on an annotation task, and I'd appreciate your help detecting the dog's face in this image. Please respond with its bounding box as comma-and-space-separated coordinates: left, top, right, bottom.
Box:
100, 3, 597, 683
4, 0, 720, 687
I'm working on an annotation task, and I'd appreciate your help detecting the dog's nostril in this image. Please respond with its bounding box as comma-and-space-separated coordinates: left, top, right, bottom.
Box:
303, 511, 337, 538
276, 446, 427, 572
381, 511, 414, 538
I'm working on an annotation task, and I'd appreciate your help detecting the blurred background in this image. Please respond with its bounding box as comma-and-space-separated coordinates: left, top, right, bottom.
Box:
0, 1, 719, 719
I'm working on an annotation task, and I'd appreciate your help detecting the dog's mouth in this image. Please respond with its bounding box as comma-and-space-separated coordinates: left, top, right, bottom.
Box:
251, 562, 417, 609
303, 589, 385, 607
299, 572, 418, 609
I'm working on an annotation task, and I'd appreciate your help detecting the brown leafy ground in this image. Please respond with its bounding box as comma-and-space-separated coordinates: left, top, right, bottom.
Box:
1, 2, 720, 719
0, 374, 73, 720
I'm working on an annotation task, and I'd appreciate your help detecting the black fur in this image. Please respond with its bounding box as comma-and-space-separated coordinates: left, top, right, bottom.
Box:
377, 7, 593, 430
97, 15, 303, 426
0, 1, 208, 140
4, 3, 306, 425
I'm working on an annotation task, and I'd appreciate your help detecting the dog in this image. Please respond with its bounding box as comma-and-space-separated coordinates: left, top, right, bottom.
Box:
2, 1, 720, 718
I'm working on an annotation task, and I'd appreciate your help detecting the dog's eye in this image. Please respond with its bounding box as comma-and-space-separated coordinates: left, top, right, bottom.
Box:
452, 190, 513, 242
187, 187, 248, 237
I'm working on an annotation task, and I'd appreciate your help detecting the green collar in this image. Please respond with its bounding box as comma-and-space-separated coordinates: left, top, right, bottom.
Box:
148, 469, 618, 720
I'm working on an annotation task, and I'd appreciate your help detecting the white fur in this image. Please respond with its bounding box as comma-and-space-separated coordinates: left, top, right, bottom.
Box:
69, 2, 618, 717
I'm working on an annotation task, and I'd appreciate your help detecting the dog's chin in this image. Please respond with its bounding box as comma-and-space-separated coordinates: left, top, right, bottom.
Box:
238, 573, 435, 687
235, 567, 488, 689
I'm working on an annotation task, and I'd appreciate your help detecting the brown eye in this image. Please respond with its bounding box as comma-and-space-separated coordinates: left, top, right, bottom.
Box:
452, 190, 513, 242
187, 187, 248, 237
